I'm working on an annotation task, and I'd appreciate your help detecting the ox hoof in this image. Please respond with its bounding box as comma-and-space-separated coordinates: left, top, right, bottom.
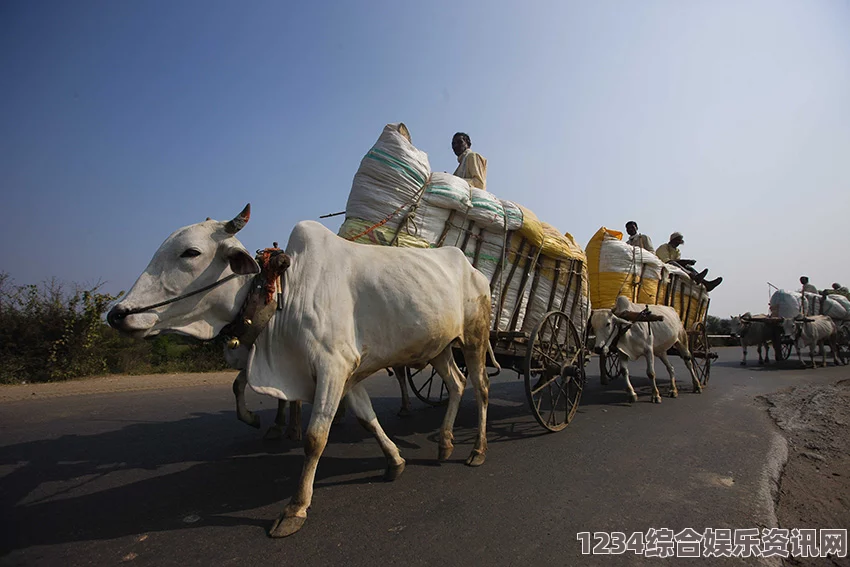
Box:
739, 361, 746, 366
269, 515, 306, 538
384, 459, 406, 481
465, 450, 486, 467
242, 413, 261, 429
285, 427, 302, 442
651, 396, 661, 404
669, 390, 678, 399
600, 376, 609, 386
628, 394, 638, 404
263, 425, 284, 440
438, 444, 454, 462
693, 387, 702, 394
758, 360, 764, 366
397, 407, 411, 419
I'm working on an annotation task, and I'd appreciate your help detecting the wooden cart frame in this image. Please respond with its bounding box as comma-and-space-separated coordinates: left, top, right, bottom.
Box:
401, 212, 589, 432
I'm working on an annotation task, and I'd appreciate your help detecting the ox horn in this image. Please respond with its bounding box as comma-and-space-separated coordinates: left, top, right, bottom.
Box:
225, 204, 251, 234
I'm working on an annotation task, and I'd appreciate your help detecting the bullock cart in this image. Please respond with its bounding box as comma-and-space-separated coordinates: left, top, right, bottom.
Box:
586, 228, 715, 386
338, 124, 591, 432
744, 313, 850, 363
765, 290, 850, 361
395, 217, 591, 432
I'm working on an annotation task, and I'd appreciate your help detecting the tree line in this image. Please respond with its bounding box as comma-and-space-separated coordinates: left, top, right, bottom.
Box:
0, 273, 227, 384
0, 272, 738, 384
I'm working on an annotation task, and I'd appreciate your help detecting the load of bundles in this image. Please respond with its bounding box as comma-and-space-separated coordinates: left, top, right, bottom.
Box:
769, 290, 850, 320
339, 123, 590, 336
586, 227, 709, 330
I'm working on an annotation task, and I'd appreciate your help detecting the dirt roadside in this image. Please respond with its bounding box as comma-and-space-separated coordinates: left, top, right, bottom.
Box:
762, 379, 850, 566
0, 371, 238, 402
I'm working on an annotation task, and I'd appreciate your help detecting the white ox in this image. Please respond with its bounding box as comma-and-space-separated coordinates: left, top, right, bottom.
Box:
730, 313, 773, 366
107, 206, 495, 538
590, 296, 702, 403
782, 315, 846, 368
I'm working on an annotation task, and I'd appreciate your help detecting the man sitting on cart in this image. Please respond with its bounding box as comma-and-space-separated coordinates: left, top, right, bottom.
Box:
656, 232, 723, 292
625, 221, 654, 253
452, 132, 488, 190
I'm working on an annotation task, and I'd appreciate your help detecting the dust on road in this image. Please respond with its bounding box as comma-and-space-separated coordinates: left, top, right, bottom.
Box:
0, 371, 237, 402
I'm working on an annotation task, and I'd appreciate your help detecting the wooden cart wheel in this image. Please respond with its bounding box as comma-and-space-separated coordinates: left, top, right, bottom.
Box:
770, 327, 791, 361
599, 349, 621, 385
525, 311, 586, 432
406, 365, 449, 407
689, 322, 711, 386
780, 341, 793, 361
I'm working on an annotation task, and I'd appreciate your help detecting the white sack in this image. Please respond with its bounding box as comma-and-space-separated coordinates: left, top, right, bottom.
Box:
422, 172, 472, 212
501, 200, 524, 231
345, 123, 431, 230
468, 188, 506, 231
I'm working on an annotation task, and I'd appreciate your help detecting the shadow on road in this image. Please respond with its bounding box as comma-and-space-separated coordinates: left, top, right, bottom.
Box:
0, 379, 555, 555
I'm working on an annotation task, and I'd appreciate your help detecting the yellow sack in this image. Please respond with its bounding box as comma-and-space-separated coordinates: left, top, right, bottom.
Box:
516, 205, 544, 249
586, 226, 663, 310
540, 222, 586, 261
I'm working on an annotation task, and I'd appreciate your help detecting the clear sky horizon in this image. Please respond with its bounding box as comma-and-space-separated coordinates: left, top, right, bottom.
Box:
2, 0, 849, 318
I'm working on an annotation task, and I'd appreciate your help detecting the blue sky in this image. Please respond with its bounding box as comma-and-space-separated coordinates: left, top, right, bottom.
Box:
2, 0, 849, 317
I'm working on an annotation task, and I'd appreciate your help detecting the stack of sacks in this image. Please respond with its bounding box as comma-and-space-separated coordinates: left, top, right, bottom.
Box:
770, 290, 849, 319
828, 294, 850, 315
520, 254, 591, 338
339, 123, 590, 335
343, 123, 430, 241
340, 123, 470, 247
586, 227, 666, 310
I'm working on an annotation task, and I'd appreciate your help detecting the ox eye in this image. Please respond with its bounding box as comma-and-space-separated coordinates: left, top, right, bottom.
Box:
180, 248, 202, 258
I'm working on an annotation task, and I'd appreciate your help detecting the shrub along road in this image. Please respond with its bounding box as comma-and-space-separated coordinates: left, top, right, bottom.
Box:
0, 347, 847, 566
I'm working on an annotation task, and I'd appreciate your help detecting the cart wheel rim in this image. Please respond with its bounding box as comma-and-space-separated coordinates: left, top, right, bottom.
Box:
406, 365, 449, 406
601, 350, 621, 380
525, 311, 586, 432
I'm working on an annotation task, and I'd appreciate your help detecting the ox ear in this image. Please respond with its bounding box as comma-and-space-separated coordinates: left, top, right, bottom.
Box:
222, 242, 260, 275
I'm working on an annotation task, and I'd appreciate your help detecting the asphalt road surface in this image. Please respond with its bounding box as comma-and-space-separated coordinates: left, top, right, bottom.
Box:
1, 348, 846, 566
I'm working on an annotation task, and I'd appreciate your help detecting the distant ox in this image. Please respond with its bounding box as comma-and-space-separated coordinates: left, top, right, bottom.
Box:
782, 315, 846, 368
590, 296, 702, 403
730, 313, 773, 366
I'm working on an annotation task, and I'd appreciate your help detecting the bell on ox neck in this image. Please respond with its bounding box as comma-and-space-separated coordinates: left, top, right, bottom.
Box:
227, 337, 240, 349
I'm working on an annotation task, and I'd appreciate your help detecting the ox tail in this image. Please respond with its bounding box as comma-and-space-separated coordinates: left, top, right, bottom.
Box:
487, 340, 501, 377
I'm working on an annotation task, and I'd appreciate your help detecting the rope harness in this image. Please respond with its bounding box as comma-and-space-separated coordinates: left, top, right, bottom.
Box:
119, 273, 246, 317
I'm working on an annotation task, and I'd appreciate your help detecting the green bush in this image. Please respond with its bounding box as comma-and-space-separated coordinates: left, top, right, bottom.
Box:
0, 273, 228, 384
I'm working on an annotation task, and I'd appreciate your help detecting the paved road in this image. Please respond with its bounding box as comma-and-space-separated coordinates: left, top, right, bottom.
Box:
0, 348, 846, 566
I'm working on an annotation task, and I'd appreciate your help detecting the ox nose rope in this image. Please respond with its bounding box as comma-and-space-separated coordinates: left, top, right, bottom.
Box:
116, 273, 247, 317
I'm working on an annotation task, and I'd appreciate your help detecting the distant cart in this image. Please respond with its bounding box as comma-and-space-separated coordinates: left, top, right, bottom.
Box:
741, 312, 850, 362
585, 228, 715, 387
598, 270, 715, 386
